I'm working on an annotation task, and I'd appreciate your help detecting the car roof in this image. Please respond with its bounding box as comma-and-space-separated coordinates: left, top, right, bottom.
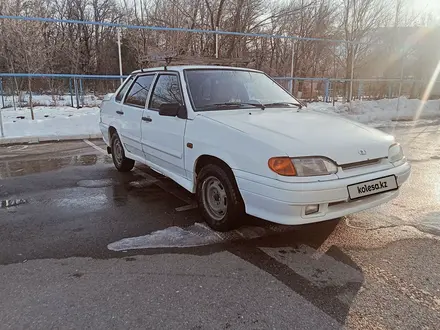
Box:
130, 65, 263, 75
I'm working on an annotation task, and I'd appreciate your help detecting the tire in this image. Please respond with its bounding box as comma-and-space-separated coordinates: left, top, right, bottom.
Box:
110, 132, 135, 172
196, 163, 245, 232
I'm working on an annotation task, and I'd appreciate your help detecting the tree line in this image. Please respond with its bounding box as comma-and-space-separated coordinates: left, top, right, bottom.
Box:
0, 0, 439, 100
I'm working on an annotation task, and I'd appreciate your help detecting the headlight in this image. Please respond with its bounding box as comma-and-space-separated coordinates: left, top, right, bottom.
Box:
268, 157, 338, 176
388, 143, 404, 163
292, 157, 338, 176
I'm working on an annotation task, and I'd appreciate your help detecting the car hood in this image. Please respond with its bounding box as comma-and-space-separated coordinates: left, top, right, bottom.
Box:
199, 109, 395, 165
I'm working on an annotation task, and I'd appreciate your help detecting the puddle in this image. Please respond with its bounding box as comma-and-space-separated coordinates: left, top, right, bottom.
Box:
77, 179, 114, 188
0, 154, 112, 178
107, 222, 295, 251
1, 199, 28, 208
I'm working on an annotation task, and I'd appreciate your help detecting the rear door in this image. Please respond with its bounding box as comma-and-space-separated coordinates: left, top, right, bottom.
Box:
141, 73, 187, 177
119, 74, 155, 158
101, 76, 133, 140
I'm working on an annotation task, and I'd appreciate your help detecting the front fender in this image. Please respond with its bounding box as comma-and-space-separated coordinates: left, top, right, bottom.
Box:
184, 116, 286, 190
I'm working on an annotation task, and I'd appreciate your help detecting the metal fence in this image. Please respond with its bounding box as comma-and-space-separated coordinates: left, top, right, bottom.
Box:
275, 77, 440, 102
0, 74, 127, 109
2, 73, 439, 111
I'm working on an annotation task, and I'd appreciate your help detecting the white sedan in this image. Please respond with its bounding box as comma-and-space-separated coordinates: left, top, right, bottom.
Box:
99, 65, 411, 231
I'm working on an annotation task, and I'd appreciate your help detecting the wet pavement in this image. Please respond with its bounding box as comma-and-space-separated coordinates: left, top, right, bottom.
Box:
0, 123, 440, 329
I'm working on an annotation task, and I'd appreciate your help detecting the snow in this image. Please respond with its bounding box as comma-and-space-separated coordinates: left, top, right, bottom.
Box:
107, 222, 294, 250
307, 97, 440, 127
0, 96, 439, 140
0, 106, 100, 138
107, 223, 223, 250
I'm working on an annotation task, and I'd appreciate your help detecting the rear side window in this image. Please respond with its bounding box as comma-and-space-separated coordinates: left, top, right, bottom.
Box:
124, 75, 155, 108
149, 74, 183, 110
115, 77, 133, 102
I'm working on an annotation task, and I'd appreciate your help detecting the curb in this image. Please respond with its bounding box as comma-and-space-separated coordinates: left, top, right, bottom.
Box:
0, 133, 103, 146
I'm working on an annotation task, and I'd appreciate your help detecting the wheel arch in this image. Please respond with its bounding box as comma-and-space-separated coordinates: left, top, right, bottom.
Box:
108, 126, 117, 140
193, 154, 239, 192
194, 154, 245, 231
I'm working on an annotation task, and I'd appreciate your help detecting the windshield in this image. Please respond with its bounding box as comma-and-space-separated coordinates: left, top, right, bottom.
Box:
184, 69, 301, 111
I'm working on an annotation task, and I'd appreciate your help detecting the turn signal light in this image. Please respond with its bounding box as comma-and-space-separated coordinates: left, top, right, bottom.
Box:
268, 157, 297, 176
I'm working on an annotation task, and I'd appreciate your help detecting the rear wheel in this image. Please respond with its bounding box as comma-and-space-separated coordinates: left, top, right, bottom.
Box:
111, 132, 135, 172
196, 164, 245, 232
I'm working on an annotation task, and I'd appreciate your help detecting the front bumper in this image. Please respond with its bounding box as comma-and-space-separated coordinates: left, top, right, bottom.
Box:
235, 161, 411, 225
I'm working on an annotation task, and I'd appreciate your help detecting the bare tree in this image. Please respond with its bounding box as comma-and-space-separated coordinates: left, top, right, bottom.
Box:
0, 0, 438, 102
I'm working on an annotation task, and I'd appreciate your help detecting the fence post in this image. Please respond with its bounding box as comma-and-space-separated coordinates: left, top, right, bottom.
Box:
0, 78, 4, 136
79, 78, 84, 107
358, 81, 364, 100
0, 78, 4, 108
74, 79, 80, 109
332, 81, 336, 106
290, 40, 295, 95
0, 108, 3, 138
324, 79, 329, 102
69, 78, 74, 107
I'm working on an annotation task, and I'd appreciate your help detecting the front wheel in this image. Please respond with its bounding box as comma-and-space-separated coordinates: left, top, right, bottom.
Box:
111, 133, 135, 172
196, 164, 245, 232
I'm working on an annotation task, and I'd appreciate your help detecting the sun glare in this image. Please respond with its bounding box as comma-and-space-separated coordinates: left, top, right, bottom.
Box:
414, 59, 440, 121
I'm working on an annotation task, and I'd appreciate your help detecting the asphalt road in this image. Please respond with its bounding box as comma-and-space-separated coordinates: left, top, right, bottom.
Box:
0, 122, 440, 329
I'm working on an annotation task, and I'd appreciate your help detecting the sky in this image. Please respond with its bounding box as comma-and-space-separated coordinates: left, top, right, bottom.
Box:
409, 0, 440, 12
405, 0, 440, 25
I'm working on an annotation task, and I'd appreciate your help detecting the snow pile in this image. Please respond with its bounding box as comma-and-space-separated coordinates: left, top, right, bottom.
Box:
1, 106, 100, 138
107, 223, 223, 250
0, 97, 439, 140
308, 97, 440, 127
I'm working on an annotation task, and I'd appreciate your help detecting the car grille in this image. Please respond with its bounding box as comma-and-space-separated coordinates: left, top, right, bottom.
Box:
340, 158, 383, 170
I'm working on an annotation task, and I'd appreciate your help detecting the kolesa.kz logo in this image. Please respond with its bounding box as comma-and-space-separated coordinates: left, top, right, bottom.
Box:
357, 181, 388, 194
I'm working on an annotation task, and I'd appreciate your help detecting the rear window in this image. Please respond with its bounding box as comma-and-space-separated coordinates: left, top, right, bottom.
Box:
115, 77, 133, 102
124, 75, 155, 108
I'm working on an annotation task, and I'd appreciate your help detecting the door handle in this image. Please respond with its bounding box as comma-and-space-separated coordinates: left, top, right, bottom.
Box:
142, 117, 152, 122
116, 110, 124, 115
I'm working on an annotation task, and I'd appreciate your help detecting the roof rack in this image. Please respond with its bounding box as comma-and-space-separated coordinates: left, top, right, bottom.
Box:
140, 54, 252, 69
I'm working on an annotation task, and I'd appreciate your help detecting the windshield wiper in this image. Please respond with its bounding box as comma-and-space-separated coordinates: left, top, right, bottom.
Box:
263, 102, 302, 109
208, 102, 265, 110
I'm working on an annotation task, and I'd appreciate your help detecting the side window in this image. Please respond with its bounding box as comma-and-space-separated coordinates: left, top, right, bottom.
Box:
149, 74, 183, 110
115, 77, 133, 102
124, 75, 155, 108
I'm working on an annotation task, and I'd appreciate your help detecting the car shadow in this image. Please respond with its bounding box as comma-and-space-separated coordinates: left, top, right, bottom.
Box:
224, 220, 363, 325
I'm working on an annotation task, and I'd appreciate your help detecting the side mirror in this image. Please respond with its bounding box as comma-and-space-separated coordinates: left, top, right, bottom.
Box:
159, 103, 181, 117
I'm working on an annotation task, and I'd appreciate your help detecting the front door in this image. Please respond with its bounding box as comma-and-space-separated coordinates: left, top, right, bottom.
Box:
119, 74, 155, 158
141, 73, 187, 178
